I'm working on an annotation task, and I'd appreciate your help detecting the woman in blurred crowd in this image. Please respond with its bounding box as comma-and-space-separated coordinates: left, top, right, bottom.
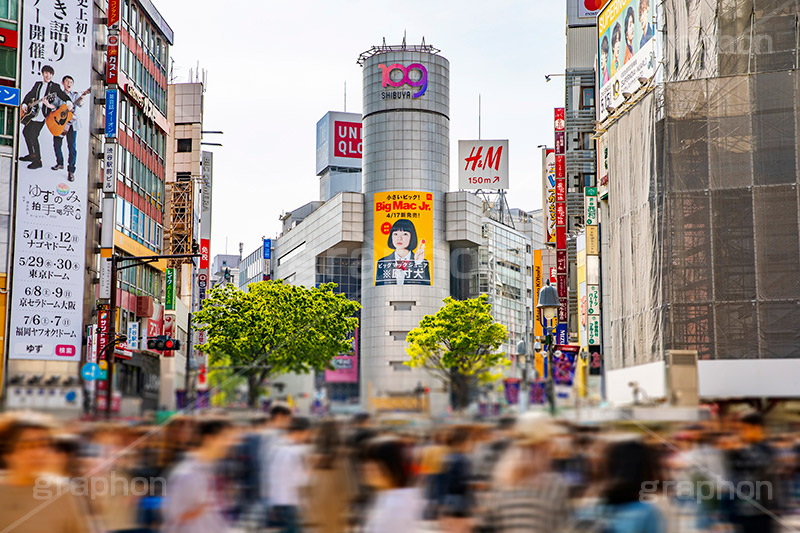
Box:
577, 438, 665, 533
362, 436, 424, 533
305, 419, 353, 533
0, 417, 93, 532
487, 413, 571, 532
162, 418, 237, 533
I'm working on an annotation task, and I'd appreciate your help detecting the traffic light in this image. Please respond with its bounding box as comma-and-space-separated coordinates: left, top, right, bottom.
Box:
147, 335, 181, 351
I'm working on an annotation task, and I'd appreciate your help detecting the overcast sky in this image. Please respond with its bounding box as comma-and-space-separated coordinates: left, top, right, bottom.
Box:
157, 0, 567, 259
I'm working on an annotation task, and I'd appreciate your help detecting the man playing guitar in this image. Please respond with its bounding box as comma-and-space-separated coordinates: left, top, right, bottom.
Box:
20, 65, 72, 170
50, 76, 87, 182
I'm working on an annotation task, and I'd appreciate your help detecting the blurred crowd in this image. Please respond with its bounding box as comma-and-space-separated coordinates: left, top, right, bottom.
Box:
1, 407, 800, 532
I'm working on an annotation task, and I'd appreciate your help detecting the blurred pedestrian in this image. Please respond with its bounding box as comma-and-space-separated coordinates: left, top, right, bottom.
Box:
162, 418, 237, 533
439, 425, 475, 533
724, 411, 781, 533
305, 419, 353, 533
0, 417, 93, 532
362, 436, 424, 533
268, 415, 311, 533
487, 413, 571, 532
576, 438, 665, 533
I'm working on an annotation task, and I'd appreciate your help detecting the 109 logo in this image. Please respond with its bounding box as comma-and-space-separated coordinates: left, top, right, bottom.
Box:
378, 63, 428, 98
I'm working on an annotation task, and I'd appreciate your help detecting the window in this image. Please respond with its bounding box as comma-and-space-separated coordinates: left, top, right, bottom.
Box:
177, 139, 192, 153
0, 0, 18, 20
581, 87, 595, 109
581, 132, 594, 151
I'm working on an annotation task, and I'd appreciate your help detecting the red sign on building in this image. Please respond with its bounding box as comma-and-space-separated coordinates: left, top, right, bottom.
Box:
108, 0, 120, 29
106, 35, 119, 84
200, 238, 210, 270
333, 121, 362, 159
0, 28, 17, 49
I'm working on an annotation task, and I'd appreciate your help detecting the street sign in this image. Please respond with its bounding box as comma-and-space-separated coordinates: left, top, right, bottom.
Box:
0, 86, 19, 107
81, 363, 100, 381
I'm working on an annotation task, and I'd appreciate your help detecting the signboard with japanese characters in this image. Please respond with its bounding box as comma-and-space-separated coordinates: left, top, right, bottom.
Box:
458, 140, 509, 189
10, 0, 93, 361
373, 191, 434, 286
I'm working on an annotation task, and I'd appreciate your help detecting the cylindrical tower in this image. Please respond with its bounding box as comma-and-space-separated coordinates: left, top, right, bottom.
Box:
359, 45, 450, 403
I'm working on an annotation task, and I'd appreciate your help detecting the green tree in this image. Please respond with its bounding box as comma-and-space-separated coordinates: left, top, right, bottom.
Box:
194, 280, 360, 407
405, 295, 509, 411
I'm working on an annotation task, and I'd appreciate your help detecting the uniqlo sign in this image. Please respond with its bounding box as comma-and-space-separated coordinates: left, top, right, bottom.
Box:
333, 121, 362, 158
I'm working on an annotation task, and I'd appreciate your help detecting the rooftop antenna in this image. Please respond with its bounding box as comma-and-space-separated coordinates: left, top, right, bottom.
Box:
478, 94, 482, 140
238, 242, 243, 261
195, 61, 200, 82
421, 36, 426, 47
402, 30, 406, 49
382, 37, 387, 49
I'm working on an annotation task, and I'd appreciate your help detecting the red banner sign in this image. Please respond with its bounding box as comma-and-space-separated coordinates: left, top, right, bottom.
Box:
0, 27, 17, 49
108, 0, 120, 29
554, 108, 565, 132
200, 239, 210, 270
97, 309, 109, 360
106, 35, 118, 85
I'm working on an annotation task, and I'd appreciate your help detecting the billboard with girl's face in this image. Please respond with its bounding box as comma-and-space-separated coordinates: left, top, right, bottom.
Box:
597, 0, 656, 121
373, 191, 434, 286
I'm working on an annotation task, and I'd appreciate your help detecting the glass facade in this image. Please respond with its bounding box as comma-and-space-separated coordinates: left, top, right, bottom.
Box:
316, 256, 361, 402
118, 0, 168, 114
112, 0, 169, 256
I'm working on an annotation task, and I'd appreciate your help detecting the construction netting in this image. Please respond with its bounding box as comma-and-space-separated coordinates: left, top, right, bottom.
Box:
603, 0, 800, 369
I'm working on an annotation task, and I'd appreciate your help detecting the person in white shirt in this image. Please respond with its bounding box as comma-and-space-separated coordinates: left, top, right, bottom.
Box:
162, 418, 237, 533
362, 436, 424, 533
268, 416, 311, 533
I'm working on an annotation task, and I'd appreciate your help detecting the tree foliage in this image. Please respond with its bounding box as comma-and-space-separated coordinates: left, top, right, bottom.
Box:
194, 280, 360, 406
405, 295, 509, 410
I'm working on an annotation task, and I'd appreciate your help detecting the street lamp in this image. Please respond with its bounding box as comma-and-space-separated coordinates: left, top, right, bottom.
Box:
516, 340, 528, 413
536, 280, 561, 416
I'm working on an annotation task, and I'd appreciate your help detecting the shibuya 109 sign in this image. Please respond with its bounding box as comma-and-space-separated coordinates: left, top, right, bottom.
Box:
458, 140, 509, 189
379, 63, 428, 99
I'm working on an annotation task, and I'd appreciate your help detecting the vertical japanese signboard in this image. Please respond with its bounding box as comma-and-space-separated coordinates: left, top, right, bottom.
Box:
543, 149, 556, 245
106, 35, 118, 85
165, 268, 175, 311
585, 187, 602, 362
262, 238, 271, 281
554, 108, 568, 343
373, 191, 434, 287
533, 249, 543, 337
10, 0, 93, 361
198, 152, 212, 303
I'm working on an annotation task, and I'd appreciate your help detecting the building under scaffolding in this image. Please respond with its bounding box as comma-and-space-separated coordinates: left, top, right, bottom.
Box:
600, 0, 800, 403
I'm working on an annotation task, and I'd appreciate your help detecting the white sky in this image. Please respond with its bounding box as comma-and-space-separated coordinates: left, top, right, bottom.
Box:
157, 0, 567, 259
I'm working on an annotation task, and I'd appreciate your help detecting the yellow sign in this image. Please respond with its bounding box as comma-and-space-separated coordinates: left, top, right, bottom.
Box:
533, 250, 543, 337
98, 360, 108, 370
587, 225, 599, 255
373, 191, 434, 286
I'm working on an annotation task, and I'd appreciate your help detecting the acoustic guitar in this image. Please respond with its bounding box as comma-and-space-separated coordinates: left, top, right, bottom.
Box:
46, 88, 90, 137
20, 92, 57, 126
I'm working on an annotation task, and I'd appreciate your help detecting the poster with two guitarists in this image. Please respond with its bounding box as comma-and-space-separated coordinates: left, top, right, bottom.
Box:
9, 0, 93, 362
